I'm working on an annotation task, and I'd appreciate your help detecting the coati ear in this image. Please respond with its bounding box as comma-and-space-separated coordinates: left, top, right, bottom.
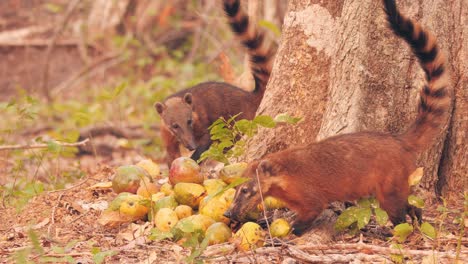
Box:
258, 160, 274, 176
154, 102, 165, 114
183, 93, 193, 105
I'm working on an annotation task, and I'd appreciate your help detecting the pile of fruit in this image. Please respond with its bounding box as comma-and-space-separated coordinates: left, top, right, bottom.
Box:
99, 157, 292, 251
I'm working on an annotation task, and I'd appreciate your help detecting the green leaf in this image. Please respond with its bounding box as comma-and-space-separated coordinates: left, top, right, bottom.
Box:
408, 195, 425, 208
177, 220, 195, 233
393, 223, 414, 243
234, 119, 251, 134
206, 177, 250, 203
357, 198, 372, 208
253, 115, 276, 128
149, 228, 174, 241
374, 208, 389, 226
92, 249, 118, 264
356, 208, 372, 229
273, 113, 302, 124
420, 222, 436, 239
112, 81, 128, 98
334, 207, 358, 231
44, 3, 63, 13
258, 20, 282, 37
27, 229, 44, 254
390, 243, 404, 263
226, 113, 242, 124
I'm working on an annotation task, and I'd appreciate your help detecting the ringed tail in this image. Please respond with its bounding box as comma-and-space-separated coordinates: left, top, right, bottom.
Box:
223, 0, 277, 95
383, 0, 451, 152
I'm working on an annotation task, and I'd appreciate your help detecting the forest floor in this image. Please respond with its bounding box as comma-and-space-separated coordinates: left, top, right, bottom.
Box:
0, 1, 467, 263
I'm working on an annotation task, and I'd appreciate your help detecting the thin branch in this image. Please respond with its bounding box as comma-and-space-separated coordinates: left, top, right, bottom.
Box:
0, 138, 90, 151
41, 0, 81, 102
47, 193, 63, 237
255, 168, 274, 246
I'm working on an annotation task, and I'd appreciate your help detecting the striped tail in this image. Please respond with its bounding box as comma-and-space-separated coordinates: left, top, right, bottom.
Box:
383, 0, 451, 152
223, 0, 277, 96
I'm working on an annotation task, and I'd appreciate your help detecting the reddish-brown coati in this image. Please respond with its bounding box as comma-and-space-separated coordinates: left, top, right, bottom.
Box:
155, 0, 276, 165
224, 0, 451, 235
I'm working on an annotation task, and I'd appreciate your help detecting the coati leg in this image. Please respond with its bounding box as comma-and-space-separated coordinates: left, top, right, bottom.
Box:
161, 125, 181, 166
291, 205, 323, 235
378, 189, 408, 225
407, 204, 423, 224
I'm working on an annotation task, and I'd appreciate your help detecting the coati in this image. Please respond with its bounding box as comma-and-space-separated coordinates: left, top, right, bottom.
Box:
224, 0, 451, 235
155, 0, 276, 166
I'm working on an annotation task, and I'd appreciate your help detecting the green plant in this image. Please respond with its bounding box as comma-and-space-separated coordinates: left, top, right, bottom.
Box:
334, 197, 389, 234
199, 113, 301, 164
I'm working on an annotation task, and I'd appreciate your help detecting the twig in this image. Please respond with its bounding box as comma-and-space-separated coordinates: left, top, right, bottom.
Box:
47, 177, 90, 194
0, 138, 89, 151
47, 193, 64, 237
41, 0, 81, 102
255, 167, 274, 246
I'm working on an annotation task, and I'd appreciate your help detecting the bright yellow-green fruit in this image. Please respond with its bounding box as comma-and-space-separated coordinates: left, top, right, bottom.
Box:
174, 205, 193, 219
205, 222, 232, 245
153, 195, 178, 213
199, 196, 230, 224
160, 183, 174, 196
119, 194, 149, 219
219, 162, 248, 184
234, 222, 264, 251
173, 183, 206, 209
136, 159, 161, 178
203, 179, 227, 195
155, 208, 179, 231
219, 188, 236, 206
270, 218, 291, 238
109, 192, 132, 211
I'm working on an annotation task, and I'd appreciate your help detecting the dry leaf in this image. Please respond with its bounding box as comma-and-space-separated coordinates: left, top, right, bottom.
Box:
98, 210, 140, 227
408, 167, 424, 186
87, 181, 113, 190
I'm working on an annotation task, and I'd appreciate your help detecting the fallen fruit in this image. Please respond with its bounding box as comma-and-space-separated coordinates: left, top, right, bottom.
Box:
203, 179, 227, 195
174, 205, 193, 219
112, 165, 151, 194
234, 222, 264, 251
199, 196, 230, 224
169, 157, 203, 184
205, 222, 232, 245
136, 159, 161, 178
219, 162, 248, 184
160, 183, 174, 196
258, 196, 288, 211
119, 194, 149, 219
153, 195, 178, 213
270, 218, 291, 238
136, 182, 159, 198
173, 183, 206, 209
155, 208, 179, 231
108, 192, 132, 211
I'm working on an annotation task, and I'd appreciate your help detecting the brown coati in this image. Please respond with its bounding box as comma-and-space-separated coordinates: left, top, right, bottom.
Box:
224, 0, 451, 235
155, 0, 276, 166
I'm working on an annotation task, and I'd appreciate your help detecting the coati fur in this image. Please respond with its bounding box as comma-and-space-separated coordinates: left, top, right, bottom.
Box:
155, 0, 276, 166
224, 0, 451, 235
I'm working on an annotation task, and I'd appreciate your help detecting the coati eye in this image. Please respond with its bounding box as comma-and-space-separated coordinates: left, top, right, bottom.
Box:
172, 124, 179, 129
187, 119, 192, 126
241, 188, 248, 194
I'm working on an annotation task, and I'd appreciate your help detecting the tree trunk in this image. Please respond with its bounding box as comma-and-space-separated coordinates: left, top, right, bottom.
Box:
244, 0, 466, 209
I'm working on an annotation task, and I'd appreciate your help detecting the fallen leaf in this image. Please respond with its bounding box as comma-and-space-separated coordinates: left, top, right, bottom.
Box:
98, 210, 140, 227
87, 181, 113, 190
408, 167, 424, 186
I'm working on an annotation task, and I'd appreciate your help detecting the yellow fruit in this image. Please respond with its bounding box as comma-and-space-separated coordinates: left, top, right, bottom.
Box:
203, 179, 227, 195
160, 183, 174, 196
173, 183, 206, 209
108, 192, 132, 211
112, 165, 151, 194
205, 222, 232, 245
258, 196, 287, 211
173, 215, 215, 241
136, 182, 159, 198
199, 196, 230, 224
169, 157, 203, 184
219, 162, 248, 184
151, 192, 165, 202
270, 218, 291, 238
219, 188, 236, 206
234, 222, 264, 251
119, 194, 149, 219
174, 205, 193, 219
155, 208, 179, 231
136, 159, 161, 178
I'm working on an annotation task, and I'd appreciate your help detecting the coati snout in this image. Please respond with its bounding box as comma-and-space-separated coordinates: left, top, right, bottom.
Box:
155, 93, 197, 151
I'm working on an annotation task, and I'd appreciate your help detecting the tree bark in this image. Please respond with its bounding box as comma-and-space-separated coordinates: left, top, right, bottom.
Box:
244, 0, 466, 196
